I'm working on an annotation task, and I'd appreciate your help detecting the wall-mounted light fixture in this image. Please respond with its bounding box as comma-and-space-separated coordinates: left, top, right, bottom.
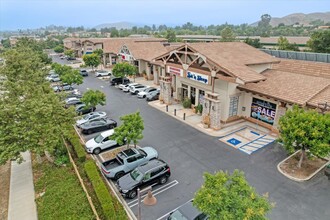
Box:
242, 107, 246, 111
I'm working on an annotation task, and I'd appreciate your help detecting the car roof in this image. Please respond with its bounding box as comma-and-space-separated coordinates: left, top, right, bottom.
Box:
174, 200, 202, 219
138, 159, 167, 173
100, 129, 115, 136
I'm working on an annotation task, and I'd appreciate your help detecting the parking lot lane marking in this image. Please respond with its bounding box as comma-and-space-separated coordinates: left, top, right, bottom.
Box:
100, 85, 104, 88
128, 180, 179, 208
127, 180, 178, 205
155, 199, 192, 220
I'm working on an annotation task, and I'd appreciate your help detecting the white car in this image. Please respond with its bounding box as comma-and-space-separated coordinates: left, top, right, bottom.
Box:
119, 82, 137, 90
130, 85, 149, 95
46, 74, 60, 82
85, 129, 119, 154
95, 70, 111, 77
76, 111, 107, 127
137, 87, 159, 98
122, 83, 141, 92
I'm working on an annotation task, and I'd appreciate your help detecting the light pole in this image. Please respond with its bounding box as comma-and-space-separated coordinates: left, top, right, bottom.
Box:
211, 70, 216, 94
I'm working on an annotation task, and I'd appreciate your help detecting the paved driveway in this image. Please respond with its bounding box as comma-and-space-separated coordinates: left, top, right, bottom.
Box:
77, 76, 330, 220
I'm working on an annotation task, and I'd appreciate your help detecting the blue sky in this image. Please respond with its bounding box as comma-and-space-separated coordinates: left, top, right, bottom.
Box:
0, 0, 329, 30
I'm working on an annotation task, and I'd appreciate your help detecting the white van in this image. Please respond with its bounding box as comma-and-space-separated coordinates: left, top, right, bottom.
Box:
85, 129, 119, 154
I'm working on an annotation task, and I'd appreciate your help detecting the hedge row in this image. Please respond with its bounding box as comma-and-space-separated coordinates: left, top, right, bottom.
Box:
67, 129, 86, 162
84, 160, 127, 220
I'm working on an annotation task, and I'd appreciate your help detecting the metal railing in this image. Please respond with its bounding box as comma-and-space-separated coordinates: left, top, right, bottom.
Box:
260, 49, 330, 63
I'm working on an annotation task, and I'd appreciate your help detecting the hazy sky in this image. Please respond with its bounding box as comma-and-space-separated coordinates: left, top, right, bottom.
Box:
1, 0, 329, 30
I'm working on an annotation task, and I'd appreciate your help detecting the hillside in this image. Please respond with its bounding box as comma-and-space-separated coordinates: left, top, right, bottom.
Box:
251, 12, 330, 27
94, 22, 136, 30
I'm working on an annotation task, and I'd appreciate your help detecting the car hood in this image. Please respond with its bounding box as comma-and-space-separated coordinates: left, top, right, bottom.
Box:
85, 138, 97, 149
76, 118, 88, 126
138, 91, 147, 96
143, 147, 158, 159
118, 173, 139, 191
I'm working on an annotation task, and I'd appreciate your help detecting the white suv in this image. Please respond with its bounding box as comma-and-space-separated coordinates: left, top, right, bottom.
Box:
137, 87, 159, 98
95, 70, 111, 77
85, 129, 119, 154
122, 83, 141, 92
130, 85, 149, 95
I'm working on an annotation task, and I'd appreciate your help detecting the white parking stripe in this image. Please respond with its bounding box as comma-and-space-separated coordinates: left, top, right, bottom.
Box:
128, 180, 179, 208
127, 180, 178, 205
156, 199, 192, 220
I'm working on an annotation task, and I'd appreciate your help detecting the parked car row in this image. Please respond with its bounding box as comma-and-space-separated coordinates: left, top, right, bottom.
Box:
114, 81, 160, 101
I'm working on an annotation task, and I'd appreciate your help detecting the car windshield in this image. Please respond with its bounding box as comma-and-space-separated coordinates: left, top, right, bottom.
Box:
137, 149, 147, 157
94, 133, 104, 143
130, 168, 143, 181
168, 210, 188, 220
82, 114, 91, 120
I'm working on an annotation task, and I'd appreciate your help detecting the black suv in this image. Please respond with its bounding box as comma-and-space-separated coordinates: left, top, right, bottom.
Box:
110, 77, 130, 86
117, 159, 171, 199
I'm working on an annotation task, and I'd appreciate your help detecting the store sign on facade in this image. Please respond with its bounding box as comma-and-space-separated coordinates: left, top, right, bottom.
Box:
187, 71, 209, 84
250, 98, 277, 125
167, 66, 183, 77
120, 54, 131, 61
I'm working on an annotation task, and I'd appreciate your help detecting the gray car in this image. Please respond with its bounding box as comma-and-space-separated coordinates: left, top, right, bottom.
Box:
167, 200, 208, 220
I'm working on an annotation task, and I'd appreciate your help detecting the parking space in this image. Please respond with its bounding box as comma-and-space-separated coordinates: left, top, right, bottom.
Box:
68, 74, 330, 220
219, 127, 276, 155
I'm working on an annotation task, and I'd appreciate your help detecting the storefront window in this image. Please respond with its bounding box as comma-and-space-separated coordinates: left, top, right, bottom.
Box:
229, 96, 239, 117
190, 87, 196, 105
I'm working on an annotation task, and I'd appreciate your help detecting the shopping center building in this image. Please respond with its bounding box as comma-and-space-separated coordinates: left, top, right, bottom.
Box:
153, 42, 330, 132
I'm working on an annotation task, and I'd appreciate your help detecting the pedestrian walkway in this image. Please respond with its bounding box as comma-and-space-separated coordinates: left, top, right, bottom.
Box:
149, 100, 277, 154
8, 151, 38, 220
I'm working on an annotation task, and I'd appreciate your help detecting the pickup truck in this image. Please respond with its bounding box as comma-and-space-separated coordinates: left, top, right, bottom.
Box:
101, 146, 158, 180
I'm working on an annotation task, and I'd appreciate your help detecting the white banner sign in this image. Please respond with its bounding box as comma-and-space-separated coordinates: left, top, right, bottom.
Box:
167, 66, 183, 77
186, 71, 209, 84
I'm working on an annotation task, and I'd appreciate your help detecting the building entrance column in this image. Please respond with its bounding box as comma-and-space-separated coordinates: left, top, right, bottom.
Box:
202, 92, 221, 130
160, 76, 172, 105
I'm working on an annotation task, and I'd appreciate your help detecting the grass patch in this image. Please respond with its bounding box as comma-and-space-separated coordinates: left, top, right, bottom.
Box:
33, 158, 95, 220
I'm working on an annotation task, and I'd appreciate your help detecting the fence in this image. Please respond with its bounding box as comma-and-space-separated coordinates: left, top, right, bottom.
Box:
260, 49, 330, 63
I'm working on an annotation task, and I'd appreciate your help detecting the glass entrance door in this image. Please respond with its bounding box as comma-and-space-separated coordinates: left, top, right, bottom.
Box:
190, 87, 196, 105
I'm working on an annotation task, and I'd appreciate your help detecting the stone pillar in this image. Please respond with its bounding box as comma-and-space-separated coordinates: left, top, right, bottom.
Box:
160, 77, 172, 105
202, 92, 221, 130
154, 66, 159, 85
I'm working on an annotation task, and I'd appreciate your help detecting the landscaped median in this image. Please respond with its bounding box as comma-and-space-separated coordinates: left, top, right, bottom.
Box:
32, 128, 128, 220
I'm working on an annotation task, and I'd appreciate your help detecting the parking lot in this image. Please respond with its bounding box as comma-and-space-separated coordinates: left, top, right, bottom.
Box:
72, 73, 330, 220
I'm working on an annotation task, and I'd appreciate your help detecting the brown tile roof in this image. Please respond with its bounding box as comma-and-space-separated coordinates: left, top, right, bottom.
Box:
273, 59, 330, 78
123, 41, 168, 62
238, 69, 330, 106
186, 42, 279, 83
307, 86, 330, 108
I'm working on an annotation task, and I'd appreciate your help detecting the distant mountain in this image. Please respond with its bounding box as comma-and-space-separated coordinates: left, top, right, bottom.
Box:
94, 22, 137, 30
251, 12, 330, 27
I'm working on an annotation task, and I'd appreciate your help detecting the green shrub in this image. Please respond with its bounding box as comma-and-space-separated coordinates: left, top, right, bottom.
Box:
66, 130, 86, 162
182, 98, 192, 108
196, 104, 203, 114
84, 161, 126, 220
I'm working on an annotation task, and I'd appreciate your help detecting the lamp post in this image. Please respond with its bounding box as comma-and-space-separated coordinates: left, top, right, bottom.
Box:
211, 70, 216, 94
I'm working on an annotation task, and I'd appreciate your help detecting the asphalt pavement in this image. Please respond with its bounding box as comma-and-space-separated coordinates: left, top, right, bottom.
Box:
75, 75, 330, 220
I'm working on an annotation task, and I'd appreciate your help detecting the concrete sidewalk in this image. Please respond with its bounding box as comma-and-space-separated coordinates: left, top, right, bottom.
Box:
148, 100, 275, 138
8, 151, 38, 220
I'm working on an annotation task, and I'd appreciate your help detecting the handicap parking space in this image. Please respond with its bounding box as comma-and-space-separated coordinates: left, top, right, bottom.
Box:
219, 127, 276, 155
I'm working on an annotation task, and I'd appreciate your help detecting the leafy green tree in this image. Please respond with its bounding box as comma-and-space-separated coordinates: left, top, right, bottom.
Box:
15, 37, 52, 64
194, 170, 273, 220
83, 53, 101, 71
1, 39, 10, 48
54, 45, 64, 53
220, 27, 236, 42
81, 90, 106, 111
278, 105, 330, 168
165, 29, 177, 42
111, 112, 144, 148
244, 38, 261, 48
258, 14, 272, 37
307, 30, 330, 53
61, 69, 83, 86
112, 62, 137, 83
0, 45, 76, 164
64, 49, 75, 58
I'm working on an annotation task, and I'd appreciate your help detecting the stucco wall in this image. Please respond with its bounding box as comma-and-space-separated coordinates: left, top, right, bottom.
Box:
248, 63, 272, 73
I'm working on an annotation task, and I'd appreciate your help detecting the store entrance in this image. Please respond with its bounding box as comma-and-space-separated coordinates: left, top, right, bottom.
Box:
190, 87, 196, 105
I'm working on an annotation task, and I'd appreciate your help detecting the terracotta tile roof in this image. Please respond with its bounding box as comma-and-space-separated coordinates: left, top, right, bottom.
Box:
123, 41, 168, 62
186, 42, 279, 83
307, 86, 330, 108
238, 69, 330, 105
273, 59, 330, 78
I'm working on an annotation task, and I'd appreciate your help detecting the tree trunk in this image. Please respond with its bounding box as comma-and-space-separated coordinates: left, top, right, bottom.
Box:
297, 148, 306, 168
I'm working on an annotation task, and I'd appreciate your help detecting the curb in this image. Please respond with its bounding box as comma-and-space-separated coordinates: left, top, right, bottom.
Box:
277, 150, 330, 182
